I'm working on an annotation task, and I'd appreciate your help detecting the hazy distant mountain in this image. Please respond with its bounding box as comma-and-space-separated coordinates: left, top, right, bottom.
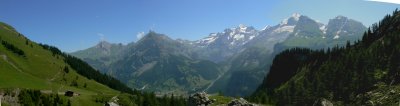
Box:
71, 13, 366, 96
71, 41, 125, 73
276, 15, 366, 50
73, 31, 222, 95
326, 16, 366, 39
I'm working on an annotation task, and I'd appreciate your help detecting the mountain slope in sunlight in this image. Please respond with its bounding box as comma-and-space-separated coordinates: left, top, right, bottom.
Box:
0, 22, 126, 105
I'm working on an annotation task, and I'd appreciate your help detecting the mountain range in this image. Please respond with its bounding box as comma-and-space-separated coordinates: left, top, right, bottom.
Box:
71, 13, 367, 96
2, 7, 399, 105
250, 9, 400, 105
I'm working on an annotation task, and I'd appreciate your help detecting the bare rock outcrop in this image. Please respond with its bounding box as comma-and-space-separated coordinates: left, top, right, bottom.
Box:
228, 98, 255, 106
188, 92, 214, 106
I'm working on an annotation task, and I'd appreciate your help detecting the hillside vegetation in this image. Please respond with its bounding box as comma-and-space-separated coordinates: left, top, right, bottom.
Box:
0, 22, 186, 106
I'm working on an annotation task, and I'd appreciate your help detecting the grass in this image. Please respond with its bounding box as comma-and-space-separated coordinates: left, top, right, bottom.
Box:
209, 95, 272, 106
0, 59, 49, 89
209, 95, 233, 106
1, 103, 11, 106
0, 22, 120, 105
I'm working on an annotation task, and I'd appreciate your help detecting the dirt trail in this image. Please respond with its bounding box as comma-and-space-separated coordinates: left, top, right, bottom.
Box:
204, 69, 227, 92
49, 69, 62, 81
0, 54, 22, 72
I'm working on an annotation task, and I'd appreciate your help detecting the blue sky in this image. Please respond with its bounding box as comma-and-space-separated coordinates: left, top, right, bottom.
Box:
0, 0, 399, 52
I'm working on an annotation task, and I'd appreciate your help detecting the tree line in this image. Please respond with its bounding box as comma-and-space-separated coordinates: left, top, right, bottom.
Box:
1, 40, 25, 57
18, 89, 70, 106
39, 44, 187, 106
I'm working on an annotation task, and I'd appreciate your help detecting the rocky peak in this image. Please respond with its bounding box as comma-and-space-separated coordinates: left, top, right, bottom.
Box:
135, 31, 175, 47
326, 16, 366, 39
334, 15, 348, 20
141, 31, 169, 40
291, 13, 301, 20
280, 13, 302, 26
188, 92, 215, 106
291, 15, 324, 38
95, 41, 112, 51
239, 24, 247, 31
225, 24, 256, 33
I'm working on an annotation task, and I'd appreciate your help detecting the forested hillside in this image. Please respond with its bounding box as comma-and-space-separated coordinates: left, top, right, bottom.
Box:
250, 9, 400, 105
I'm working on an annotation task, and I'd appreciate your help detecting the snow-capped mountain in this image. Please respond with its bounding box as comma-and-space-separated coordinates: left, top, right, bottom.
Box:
280, 13, 301, 26
269, 13, 302, 33
190, 13, 366, 62
244, 13, 305, 54
292, 15, 324, 38
207, 13, 367, 96
191, 24, 259, 62
269, 14, 366, 50
195, 24, 258, 48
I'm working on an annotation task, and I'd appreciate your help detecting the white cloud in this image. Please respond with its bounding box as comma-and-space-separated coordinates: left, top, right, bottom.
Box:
366, 0, 400, 4
97, 33, 105, 41
136, 32, 145, 40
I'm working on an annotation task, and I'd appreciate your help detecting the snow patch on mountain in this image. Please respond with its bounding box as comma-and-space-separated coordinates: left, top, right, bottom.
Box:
262, 25, 271, 30
273, 25, 295, 33
249, 35, 256, 40
198, 34, 218, 44
239, 24, 248, 33
320, 25, 327, 34
195, 24, 258, 47
233, 34, 245, 40
333, 34, 340, 39
292, 13, 301, 20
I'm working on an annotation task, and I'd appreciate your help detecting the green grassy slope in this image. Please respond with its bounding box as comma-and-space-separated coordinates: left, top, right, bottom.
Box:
0, 22, 119, 105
